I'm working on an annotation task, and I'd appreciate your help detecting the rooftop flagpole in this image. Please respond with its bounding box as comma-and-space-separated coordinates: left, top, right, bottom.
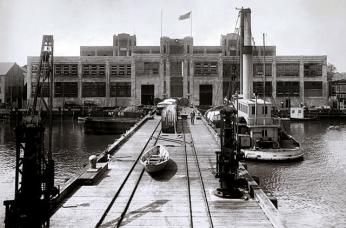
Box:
190, 11, 192, 37
263, 33, 266, 123
161, 9, 163, 38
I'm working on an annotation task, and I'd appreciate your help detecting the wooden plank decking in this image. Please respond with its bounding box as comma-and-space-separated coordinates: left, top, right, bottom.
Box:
51, 109, 285, 228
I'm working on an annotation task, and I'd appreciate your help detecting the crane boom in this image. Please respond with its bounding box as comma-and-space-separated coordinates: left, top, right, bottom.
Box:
3, 35, 58, 228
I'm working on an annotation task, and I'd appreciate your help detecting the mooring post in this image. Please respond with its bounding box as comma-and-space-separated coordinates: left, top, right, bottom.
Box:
89, 155, 97, 169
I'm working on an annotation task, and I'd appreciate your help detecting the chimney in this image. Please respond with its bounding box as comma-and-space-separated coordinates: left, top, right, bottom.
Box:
241, 8, 253, 100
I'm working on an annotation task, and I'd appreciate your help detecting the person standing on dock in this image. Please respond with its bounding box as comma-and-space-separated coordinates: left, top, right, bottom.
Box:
190, 110, 195, 125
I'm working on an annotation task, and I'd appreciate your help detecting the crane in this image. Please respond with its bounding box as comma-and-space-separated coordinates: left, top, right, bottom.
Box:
4, 35, 59, 227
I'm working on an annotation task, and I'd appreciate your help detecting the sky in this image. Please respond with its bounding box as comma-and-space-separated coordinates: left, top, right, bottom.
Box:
0, 0, 345, 72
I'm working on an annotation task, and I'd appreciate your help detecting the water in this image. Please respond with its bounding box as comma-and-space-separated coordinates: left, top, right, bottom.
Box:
1, 119, 346, 227
0, 119, 120, 225
247, 119, 346, 227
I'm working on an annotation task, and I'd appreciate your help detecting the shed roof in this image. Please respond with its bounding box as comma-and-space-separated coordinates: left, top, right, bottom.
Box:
0, 62, 15, 75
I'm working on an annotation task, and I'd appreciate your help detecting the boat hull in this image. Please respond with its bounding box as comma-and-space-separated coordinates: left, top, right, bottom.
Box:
144, 162, 168, 173
140, 144, 169, 173
243, 148, 304, 161
84, 117, 138, 134
290, 117, 318, 121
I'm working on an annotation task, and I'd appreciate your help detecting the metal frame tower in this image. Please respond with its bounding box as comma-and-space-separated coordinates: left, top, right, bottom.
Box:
4, 35, 58, 228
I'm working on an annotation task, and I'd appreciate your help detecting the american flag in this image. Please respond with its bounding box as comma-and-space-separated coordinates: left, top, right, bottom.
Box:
179, 11, 191, 20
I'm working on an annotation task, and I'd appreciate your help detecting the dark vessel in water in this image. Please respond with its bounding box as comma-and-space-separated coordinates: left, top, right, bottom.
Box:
84, 117, 138, 134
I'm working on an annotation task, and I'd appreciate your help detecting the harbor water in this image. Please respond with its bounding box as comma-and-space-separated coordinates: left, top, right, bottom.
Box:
248, 119, 346, 227
0, 118, 346, 227
0, 119, 120, 225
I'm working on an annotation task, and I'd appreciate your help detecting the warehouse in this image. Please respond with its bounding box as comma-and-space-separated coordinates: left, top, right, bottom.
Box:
26, 33, 327, 109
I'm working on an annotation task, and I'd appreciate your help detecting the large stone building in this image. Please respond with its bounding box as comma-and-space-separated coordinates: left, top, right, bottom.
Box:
26, 33, 328, 109
0, 62, 25, 108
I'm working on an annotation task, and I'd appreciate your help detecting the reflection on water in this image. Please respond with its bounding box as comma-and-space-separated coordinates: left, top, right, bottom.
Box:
49, 120, 120, 184
248, 119, 346, 228
0, 119, 120, 224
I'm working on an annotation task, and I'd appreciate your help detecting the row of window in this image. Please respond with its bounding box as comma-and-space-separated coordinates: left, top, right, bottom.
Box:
136, 62, 160, 76
222, 63, 322, 77
111, 64, 131, 76
35, 64, 132, 77
144, 62, 159, 74
276, 81, 300, 97
194, 62, 218, 76
304, 81, 323, 97
30, 80, 323, 98
253, 64, 272, 76
110, 82, 131, 97
32, 82, 131, 97
170, 62, 183, 77
222, 81, 323, 97
55, 64, 78, 76
276, 63, 300, 77
304, 63, 323, 77
253, 82, 272, 97
250, 106, 268, 115
333, 84, 346, 93
31, 62, 323, 78
169, 44, 185, 55
239, 103, 249, 114
32, 64, 107, 77
82, 64, 106, 77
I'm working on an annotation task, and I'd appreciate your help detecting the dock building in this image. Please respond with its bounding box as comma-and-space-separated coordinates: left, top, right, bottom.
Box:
331, 79, 346, 110
26, 33, 328, 109
0, 62, 25, 108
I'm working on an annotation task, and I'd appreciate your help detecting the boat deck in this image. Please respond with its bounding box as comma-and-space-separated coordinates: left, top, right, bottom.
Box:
51, 108, 285, 227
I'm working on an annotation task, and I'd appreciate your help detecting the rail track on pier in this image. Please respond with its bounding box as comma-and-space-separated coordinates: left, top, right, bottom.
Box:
95, 117, 214, 228
96, 120, 162, 227
180, 119, 214, 228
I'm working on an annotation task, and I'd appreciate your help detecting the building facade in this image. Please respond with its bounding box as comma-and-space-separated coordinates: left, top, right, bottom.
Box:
331, 79, 346, 110
26, 33, 328, 109
0, 62, 25, 108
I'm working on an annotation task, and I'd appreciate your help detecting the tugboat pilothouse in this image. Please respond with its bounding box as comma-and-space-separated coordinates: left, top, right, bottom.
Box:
234, 95, 302, 161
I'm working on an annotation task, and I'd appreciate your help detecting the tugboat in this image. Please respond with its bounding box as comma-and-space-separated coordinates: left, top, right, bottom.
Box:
205, 8, 303, 161
233, 94, 302, 161
234, 8, 302, 161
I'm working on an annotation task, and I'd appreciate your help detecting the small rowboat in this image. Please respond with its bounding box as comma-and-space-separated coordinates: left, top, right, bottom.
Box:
140, 144, 169, 173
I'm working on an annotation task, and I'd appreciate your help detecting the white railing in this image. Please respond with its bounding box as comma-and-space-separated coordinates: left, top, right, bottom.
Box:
246, 117, 280, 126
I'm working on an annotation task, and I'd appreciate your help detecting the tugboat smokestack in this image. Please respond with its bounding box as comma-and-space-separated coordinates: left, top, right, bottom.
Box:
241, 8, 253, 100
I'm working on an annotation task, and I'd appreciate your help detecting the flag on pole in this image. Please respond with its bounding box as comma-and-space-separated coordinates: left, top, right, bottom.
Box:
179, 11, 191, 20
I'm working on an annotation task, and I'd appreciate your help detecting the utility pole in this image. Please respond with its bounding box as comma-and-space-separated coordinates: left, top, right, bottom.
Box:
263, 33, 266, 123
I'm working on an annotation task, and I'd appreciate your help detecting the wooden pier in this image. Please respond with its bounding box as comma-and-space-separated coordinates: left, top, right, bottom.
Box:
51, 108, 286, 227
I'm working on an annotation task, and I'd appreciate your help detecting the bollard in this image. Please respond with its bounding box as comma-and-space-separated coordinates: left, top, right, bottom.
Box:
89, 155, 97, 169
269, 196, 278, 209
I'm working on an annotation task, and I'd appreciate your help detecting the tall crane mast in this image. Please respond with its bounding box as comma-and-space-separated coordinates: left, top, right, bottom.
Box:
4, 35, 58, 228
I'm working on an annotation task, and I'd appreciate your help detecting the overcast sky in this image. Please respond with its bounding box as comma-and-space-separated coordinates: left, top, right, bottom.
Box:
1, 0, 345, 72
